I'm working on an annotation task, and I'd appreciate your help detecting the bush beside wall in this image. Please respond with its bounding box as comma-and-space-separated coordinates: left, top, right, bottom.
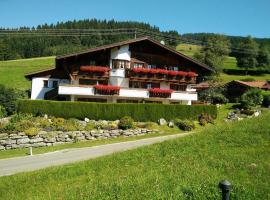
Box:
17, 100, 217, 122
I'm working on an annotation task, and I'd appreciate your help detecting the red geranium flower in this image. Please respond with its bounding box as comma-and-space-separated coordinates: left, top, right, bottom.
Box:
94, 85, 120, 91
149, 88, 173, 94
80, 66, 110, 73
168, 71, 178, 76
158, 69, 169, 75
187, 72, 198, 77
177, 71, 188, 76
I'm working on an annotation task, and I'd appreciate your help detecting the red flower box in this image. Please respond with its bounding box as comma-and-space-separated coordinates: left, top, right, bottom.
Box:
149, 88, 173, 98
80, 66, 110, 73
94, 85, 120, 95
177, 71, 188, 76
187, 72, 198, 77
149, 69, 160, 74
149, 88, 173, 94
158, 69, 169, 75
132, 68, 142, 73
140, 68, 150, 74
131, 68, 198, 79
168, 71, 178, 76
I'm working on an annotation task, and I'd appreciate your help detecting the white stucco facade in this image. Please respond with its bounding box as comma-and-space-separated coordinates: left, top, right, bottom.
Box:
30, 77, 69, 100
110, 45, 131, 66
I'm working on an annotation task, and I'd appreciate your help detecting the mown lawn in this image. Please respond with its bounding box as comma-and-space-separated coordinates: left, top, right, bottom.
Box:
0, 56, 55, 90
220, 73, 270, 82
0, 111, 269, 199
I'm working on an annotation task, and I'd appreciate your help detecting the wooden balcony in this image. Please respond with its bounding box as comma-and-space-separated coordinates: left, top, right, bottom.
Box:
125, 69, 196, 84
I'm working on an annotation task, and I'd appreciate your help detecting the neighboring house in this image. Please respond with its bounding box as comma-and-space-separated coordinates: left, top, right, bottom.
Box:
25, 37, 214, 105
226, 80, 270, 102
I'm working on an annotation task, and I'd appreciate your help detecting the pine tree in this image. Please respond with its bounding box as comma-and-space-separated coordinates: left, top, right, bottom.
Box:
235, 36, 259, 74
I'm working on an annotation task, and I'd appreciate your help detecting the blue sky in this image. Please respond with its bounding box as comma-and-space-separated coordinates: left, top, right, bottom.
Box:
0, 0, 269, 38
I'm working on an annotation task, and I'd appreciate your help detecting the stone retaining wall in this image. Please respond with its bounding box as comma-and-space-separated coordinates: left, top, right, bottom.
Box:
0, 129, 157, 150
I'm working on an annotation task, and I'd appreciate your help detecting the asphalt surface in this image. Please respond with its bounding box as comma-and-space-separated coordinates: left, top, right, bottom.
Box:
0, 132, 192, 176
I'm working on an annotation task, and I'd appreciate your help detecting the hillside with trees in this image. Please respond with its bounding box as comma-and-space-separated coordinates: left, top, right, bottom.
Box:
0, 19, 270, 64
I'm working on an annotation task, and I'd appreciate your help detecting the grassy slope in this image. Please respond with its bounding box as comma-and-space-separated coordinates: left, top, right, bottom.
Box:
0, 56, 55, 90
0, 111, 269, 199
176, 44, 270, 82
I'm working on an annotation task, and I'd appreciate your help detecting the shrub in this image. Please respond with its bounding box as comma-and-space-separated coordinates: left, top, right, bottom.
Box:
262, 94, 270, 107
174, 119, 195, 131
24, 127, 40, 137
63, 119, 84, 131
10, 113, 33, 124
51, 117, 65, 130
198, 113, 214, 126
118, 116, 134, 130
35, 117, 51, 129
240, 110, 255, 115
135, 122, 159, 129
104, 121, 118, 130
0, 105, 7, 118
0, 84, 26, 115
17, 100, 217, 122
199, 87, 228, 104
14, 120, 35, 132
240, 88, 263, 109
85, 122, 96, 131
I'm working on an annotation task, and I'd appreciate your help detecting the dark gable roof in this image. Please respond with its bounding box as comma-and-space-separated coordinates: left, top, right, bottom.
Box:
25, 67, 55, 80
56, 37, 214, 72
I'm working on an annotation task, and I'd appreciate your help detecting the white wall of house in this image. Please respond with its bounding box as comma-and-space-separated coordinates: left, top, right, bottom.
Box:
30, 77, 69, 100
109, 77, 129, 87
110, 45, 131, 67
58, 85, 197, 104
59, 85, 94, 96
160, 82, 170, 89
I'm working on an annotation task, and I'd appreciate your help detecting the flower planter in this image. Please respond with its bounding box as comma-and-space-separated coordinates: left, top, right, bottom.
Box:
94, 85, 120, 95
148, 88, 173, 98
80, 66, 110, 74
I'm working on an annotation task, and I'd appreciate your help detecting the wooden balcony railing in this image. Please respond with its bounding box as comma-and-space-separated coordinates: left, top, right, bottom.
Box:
125, 69, 197, 83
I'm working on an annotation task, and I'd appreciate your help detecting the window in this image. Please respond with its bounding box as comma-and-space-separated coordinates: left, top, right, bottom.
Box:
129, 81, 160, 89
112, 59, 130, 69
134, 63, 143, 68
43, 80, 48, 88
52, 81, 58, 88
170, 84, 187, 91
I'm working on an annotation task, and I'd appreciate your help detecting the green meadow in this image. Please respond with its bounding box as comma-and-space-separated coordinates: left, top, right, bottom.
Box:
0, 110, 269, 199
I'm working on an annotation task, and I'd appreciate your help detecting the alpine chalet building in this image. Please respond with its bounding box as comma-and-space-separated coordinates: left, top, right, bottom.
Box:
25, 37, 214, 105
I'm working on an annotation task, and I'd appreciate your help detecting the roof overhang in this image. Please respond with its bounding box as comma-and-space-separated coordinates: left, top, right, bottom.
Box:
56, 37, 214, 73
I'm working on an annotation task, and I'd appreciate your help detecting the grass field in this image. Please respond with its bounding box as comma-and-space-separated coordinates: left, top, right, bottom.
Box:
0, 56, 55, 90
0, 110, 269, 199
176, 43, 270, 82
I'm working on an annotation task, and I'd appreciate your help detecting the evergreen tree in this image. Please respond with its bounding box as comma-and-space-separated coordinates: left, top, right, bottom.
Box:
194, 34, 230, 73
235, 36, 259, 74
257, 45, 270, 69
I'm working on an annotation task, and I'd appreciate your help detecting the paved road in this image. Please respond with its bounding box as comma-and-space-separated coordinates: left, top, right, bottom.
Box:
0, 132, 192, 177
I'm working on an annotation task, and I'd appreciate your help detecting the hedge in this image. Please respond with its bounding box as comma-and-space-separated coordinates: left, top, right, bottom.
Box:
17, 100, 217, 122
